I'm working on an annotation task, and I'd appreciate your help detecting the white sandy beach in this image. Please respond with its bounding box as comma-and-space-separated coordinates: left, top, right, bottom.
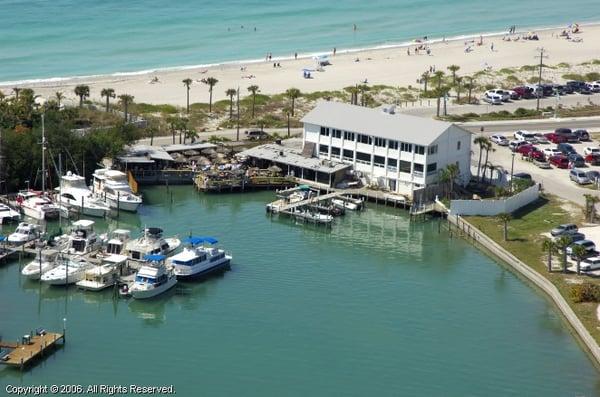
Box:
3, 24, 600, 107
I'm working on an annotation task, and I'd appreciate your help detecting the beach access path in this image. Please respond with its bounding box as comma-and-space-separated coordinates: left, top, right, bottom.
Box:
4, 24, 600, 107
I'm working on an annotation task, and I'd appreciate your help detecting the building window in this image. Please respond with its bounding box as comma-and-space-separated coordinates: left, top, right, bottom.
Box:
343, 131, 355, 141
331, 147, 340, 156
428, 145, 438, 155
387, 158, 398, 171
400, 142, 412, 152
343, 149, 354, 160
427, 163, 437, 174
415, 145, 425, 155
457, 140, 461, 150
320, 127, 330, 136
358, 134, 372, 145
389, 140, 399, 150
332, 129, 342, 139
413, 163, 424, 177
319, 144, 329, 154
356, 152, 371, 164
374, 155, 385, 167
399, 160, 411, 173
374, 137, 386, 147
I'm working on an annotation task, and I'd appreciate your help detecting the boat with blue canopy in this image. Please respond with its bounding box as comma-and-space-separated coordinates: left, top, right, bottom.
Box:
129, 254, 177, 299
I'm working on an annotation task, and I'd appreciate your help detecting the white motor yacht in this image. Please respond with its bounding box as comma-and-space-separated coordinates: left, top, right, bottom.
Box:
124, 227, 181, 261
169, 236, 232, 280
57, 172, 110, 217
63, 220, 102, 256
41, 257, 93, 285
15, 191, 61, 220
8, 222, 41, 245
0, 203, 20, 224
77, 254, 128, 291
91, 168, 142, 212
21, 249, 59, 280
129, 254, 177, 299
104, 229, 131, 255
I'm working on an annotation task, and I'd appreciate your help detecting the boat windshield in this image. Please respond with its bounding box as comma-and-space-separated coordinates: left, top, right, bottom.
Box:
135, 275, 156, 283
71, 240, 86, 252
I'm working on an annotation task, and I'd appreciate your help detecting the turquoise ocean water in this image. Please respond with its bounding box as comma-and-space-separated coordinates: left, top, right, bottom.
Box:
1, 187, 600, 396
1, 0, 599, 84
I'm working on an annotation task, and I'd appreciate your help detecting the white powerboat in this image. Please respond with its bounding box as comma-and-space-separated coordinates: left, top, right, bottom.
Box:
41, 257, 93, 285
77, 254, 128, 291
8, 222, 41, 245
104, 229, 131, 255
130, 254, 177, 299
331, 198, 359, 211
21, 249, 59, 280
91, 168, 142, 212
63, 220, 102, 256
15, 191, 61, 220
0, 203, 20, 224
57, 172, 110, 218
124, 227, 181, 261
169, 236, 232, 280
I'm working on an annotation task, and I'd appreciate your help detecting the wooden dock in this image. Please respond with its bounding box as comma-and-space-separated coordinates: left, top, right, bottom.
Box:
1, 331, 65, 370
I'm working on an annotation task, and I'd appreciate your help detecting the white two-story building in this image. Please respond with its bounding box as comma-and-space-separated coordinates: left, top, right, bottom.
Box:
301, 101, 472, 196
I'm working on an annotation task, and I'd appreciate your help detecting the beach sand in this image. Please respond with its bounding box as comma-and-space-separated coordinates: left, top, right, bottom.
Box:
3, 25, 600, 107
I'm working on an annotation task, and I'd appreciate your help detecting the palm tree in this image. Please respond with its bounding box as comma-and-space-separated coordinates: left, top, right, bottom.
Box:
572, 244, 587, 275
357, 85, 370, 106
202, 77, 218, 113
447, 65, 460, 85
496, 212, 512, 241
225, 88, 237, 119
100, 88, 115, 112
247, 85, 260, 118
285, 88, 301, 116
583, 194, 599, 223
555, 235, 572, 273
465, 76, 476, 104
455, 76, 463, 102
474, 136, 489, 180
432, 71, 445, 117
182, 78, 192, 113
344, 86, 359, 105
421, 71, 430, 94
184, 128, 197, 144
118, 94, 134, 121
74, 85, 90, 107
481, 141, 494, 183
439, 163, 460, 198
542, 238, 557, 272
55, 91, 65, 108
13, 87, 21, 101
167, 116, 187, 144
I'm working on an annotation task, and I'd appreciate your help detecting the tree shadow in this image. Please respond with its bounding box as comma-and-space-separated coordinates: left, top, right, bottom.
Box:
511, 196, 549, 220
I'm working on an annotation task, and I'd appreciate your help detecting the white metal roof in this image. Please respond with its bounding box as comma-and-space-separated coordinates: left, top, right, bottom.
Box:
162, 143, 217, 152
72, 219, 95, 228
301, 101, 458, 146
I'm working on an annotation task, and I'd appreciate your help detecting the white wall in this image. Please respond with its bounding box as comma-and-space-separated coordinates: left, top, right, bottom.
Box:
449, 184, 540, 216
429, 125, 472, 186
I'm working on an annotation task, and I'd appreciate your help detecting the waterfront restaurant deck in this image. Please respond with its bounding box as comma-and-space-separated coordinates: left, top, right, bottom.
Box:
239, 144, 351, 187
1, 331, 65, 370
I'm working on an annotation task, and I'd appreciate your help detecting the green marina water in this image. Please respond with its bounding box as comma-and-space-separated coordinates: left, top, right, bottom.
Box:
1, 186, 600, 396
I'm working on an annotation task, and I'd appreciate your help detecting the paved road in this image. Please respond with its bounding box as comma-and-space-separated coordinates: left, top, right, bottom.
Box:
459, 116, 600, 135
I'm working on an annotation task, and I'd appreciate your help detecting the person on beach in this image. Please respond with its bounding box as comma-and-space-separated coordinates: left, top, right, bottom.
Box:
294, 52, 298, 60
407, 48, 410, 56
490, 42, 494, 51
333, 47, 336, 56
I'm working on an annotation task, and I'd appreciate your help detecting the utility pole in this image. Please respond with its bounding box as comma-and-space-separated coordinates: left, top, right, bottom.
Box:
41, 114, 46, 194
535, 47, 547, 111
236, 87, 240, 142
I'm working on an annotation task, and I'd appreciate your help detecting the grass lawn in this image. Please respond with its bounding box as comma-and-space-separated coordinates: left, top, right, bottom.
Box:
466, 194, 600, 344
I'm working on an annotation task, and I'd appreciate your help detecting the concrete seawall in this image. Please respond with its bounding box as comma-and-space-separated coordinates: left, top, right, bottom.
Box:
448, 213, 600, 367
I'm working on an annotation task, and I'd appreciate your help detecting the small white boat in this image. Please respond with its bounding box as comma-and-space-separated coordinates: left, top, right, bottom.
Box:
170, 236, 232, 280
15, 191, 61, 220
63, 219, 102, 256
91, 168, 142, 212
0, 203, 20, 224
41, 257, 93, 285
21, 249, 59, 280
76, 254, 128, 291
292, 208, 333, 224
57, 172, 110, 217
331, 198, 359, 211
130, 254, 177, 299
124, 227, 180, 261
104, 229, 131, 255
8, 222, 41, 245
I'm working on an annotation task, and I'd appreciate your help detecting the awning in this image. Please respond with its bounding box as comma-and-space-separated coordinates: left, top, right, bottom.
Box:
184, 236, 218, 245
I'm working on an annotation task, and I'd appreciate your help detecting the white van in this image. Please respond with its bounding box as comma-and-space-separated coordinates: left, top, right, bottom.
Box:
581, 257, 600, 272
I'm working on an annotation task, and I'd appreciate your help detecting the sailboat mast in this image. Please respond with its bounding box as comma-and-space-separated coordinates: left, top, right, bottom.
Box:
41, 114, 46, 194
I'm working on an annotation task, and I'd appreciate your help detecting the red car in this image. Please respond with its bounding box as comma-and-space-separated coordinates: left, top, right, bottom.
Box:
549, 154, 569, 168
544, 133, 568, 144
585, 153, 600, 165
528, 148, 545, 161
517, 144, 537, 156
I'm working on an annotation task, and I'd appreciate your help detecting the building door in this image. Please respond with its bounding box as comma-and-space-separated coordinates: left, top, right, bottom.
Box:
388, 178, 397, 192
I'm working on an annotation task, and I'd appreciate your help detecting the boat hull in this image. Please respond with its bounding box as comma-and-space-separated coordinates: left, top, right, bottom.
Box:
41, 272, 85, 285
106, 197, 141, 212
130, 278, 177, 299
76, 280, 116, 291
22, 262, 55, 280
175, 258, 231, 280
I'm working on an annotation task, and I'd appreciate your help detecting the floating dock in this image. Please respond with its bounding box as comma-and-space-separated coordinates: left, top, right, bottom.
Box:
0, 330, 65, 370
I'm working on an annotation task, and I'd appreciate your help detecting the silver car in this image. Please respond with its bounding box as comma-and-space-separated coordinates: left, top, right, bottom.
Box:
491, 134, 509, 146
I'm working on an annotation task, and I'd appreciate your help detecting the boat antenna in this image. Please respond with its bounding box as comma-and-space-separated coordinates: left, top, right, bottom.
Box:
40, 114, 47, 194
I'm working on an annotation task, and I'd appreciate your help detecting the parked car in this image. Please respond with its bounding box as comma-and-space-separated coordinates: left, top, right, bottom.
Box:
557, 143, 576, 155
574, 129, 590, 141
554, 128, 579, 143
553, 84, 574, 95
506, 90, 520, 100
581, 257, 600, 272
483, 93, 502, 105
549, 154, 569, 168
583, 146, 600, 156
245, 129, 268, 140
517, 144, 536, 156
544, 133, 568, 144
509, 140, 530, 152
527, 148, 545, 162
567, 240, 596, 257
566, 80, 588, 93
551, 223, 578, 237
568, 153, 585, 168
570, 168, 591, 184
543, 147, 562, 157
512, 86, 535, 99
514, 130, 537, 142
491, 134, 509, 146
525, 84, 544, 97
539, 84, 555, 97
534, 133, 550, 144
513, 172, 532, 181
585, 154, 600, 165
586, 82, 600, 92
486, 89, 510, 101
568, 232, 587, 243
586, 170, 600, 183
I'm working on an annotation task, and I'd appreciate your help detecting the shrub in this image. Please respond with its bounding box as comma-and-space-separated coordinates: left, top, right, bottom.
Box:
585, 72, 600, 81
570, 283, 600, 303
562, 73, 584, 81
556, 62, 570, 68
